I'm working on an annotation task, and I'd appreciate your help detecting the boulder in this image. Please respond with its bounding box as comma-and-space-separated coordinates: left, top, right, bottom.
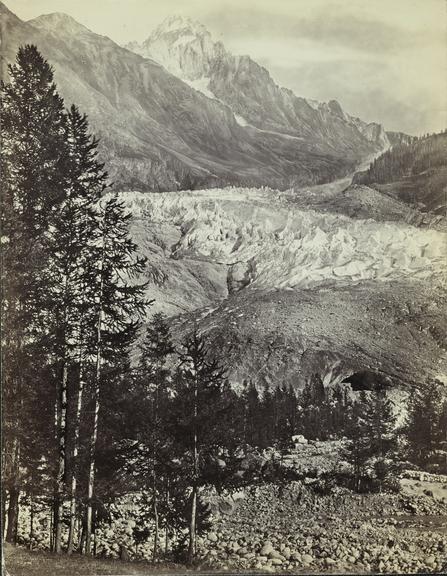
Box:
268, 550, 285, 561
207, 532, 218, 543
302, 554, 314, 565
260, 542, 274, 556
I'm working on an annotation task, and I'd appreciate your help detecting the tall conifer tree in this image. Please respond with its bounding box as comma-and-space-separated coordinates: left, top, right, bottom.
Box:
1, 45, 68, 544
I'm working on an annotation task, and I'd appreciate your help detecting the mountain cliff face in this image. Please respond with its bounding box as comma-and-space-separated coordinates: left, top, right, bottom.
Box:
0, 3, 388, 191
127, 16, 389, 158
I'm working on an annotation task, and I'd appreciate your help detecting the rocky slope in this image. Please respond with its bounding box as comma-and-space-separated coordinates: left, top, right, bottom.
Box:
0, 2, 390, 191
121, 184, 446, 389
126, 15, 389, 160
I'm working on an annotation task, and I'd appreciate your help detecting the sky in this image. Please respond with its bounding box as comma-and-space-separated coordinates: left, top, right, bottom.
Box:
6, 0, 446, 135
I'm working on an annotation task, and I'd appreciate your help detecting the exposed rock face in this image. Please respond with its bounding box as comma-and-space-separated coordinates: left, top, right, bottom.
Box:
227, 261, 256, 294
128, 15, 390, 163
0, 3, 387, 192
386, 131, 416, 147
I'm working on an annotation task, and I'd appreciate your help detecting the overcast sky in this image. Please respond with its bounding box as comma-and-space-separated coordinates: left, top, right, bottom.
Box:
6, 0, 446, 135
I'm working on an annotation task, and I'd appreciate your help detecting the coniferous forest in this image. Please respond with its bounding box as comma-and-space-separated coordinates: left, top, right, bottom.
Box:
355, 131, 447, 214
2, 45, 447, 573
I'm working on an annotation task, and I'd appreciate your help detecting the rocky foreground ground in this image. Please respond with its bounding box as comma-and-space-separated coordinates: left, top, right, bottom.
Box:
11, 439, 447, 574
5, 472, 447, 575
196, 474, 447, 574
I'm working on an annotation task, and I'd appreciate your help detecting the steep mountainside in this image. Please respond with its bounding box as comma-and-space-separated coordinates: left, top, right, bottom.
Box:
0, 3, 388, 191
121, 186, 446, 389
127, 16, 389, 160
354, 131, 447, 214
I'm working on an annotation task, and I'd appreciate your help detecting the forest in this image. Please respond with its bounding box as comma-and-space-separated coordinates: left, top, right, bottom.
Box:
2, 45, 447, 566
359, 131, 447, 185
355, 130, 447, 213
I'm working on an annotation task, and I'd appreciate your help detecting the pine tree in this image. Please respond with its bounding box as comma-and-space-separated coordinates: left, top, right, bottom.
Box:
242, 380, 261, 448
61, 105, 109, 555
1, 45, 68, 544
134, 313, 174, 561
84, 195, 147, 554
363, 391, 397, 491
405, 380, 446, 468
260, 383, 275, 448
299, 374, 326, 440
1, 45, 149, 555
342, 393, 371, 492
170, 330, 227, 564
343, 390, 397, 492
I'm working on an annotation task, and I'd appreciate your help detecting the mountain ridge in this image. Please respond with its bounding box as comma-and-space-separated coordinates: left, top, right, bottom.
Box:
1, 2, 389, 191
126, 15, 389, 155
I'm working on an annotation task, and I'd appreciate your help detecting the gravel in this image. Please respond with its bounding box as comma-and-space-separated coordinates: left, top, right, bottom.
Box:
197, 480, 447, 573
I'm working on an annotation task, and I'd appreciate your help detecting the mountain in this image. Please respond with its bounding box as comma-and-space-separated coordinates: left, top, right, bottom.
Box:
387, 131, 416, 148
3, 2, 443, 393
0, 3, 388, 191
354, 131, 447, 214
126, 16, 389, 157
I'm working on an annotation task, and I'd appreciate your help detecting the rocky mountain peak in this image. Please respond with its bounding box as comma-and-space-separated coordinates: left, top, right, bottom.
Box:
132, 15, 225, 82
151, 15, 211, 40
29, 12, 91, 36
0, 0, 14, 16
125, 16, 389, 155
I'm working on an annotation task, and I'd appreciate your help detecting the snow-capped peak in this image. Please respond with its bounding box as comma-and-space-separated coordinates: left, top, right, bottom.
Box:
151, 15, 210, 39
124, 15, 389, 153
128, 15, 225, 83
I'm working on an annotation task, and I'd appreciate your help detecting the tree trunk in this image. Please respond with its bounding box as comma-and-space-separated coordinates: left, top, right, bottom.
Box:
85, 247, 104, 556
5, 404, 21, 545
67, 357, 85, 555
152, 479, 159, 562
93, 506, 97, 556
164, 526, 169, 558
164, 480, 169, 558
79, 520, 86, 554
77, 513, 82, 552
188, 485, 197, 564
1, 487, 7, 540
55, 358, 68, 554
188, 376, 199, 565
51, 373, 59, 553
49, 505, 54, 551
29, 494, 34, 549
5, 488, 19, 544
152, 384, 159, 563
85, 380, 99, 556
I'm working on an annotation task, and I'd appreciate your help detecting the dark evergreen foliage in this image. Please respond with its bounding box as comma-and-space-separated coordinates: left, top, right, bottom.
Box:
360, 131, 447, 185
1, 45, 147, 551
343, 390, 397, 492
404, 380, 447, 472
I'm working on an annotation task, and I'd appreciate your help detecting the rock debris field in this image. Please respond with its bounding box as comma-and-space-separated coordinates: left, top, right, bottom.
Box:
197, 475, 447, 574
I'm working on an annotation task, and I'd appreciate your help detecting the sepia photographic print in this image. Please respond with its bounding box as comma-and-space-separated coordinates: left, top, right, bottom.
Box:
1, 0, 446, 574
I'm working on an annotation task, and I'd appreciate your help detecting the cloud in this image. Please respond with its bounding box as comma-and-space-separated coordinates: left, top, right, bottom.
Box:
203, 1, 442, 55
